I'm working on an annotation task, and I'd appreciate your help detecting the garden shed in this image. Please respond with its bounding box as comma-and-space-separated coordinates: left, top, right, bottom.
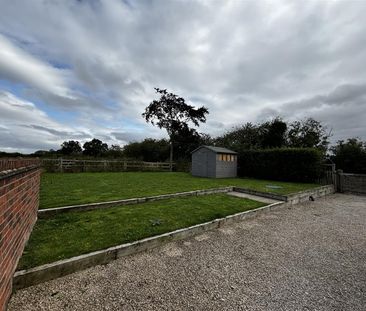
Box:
191, 145, 238, 178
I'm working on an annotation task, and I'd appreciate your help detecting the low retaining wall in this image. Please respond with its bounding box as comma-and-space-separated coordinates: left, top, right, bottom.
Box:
338, 173, 366, 195
285, 185, 334, 204
0, 159, 41, 311
38, 187, 233, 218
14, 185, 334, 290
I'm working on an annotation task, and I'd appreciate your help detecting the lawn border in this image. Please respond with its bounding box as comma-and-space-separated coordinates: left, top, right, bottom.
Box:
38, 187, 234, 218
13, 184, 334, 290
38, 184, 328, 218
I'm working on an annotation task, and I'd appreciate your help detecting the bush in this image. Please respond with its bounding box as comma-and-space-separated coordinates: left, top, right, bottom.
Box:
174, 160, 191, 172
237, 148, 322, 182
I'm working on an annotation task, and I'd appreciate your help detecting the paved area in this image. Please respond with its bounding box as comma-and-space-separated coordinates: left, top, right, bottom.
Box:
227, 191, 281, 204
9, 194, 366, 311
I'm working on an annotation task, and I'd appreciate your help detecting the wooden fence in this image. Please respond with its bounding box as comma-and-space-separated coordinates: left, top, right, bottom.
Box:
318, 164, 366, 194
319, 163, 336, 186
41, 158, 174, 173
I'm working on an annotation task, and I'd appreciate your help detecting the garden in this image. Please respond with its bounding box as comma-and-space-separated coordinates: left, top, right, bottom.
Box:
40, 172, 318, 208
19, 171, 319, 270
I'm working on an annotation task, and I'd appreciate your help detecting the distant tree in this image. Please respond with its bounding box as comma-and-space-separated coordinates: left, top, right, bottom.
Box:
122, 142, 142, 160
214, 122, 262, 151
123, 138, 170, 162
106, 144, 124, 158
331, 138, 366, 173
287, 118, 330, 152
199, 133, 214, 146
260, 118, 287, 148
33, 150, 50, 156
171, 127, 202, 161
142, 88, 209, 170
83, 138, 108, 157
215, 117, 329, 152
0, 151, 24, 158
59, 140, 82, 155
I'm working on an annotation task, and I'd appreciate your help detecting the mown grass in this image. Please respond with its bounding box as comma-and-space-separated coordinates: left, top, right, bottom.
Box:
40, 172, 318, 209
19, 194, 265, 270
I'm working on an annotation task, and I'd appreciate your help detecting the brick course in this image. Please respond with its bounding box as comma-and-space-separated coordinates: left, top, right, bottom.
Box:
0, 159, 41, 311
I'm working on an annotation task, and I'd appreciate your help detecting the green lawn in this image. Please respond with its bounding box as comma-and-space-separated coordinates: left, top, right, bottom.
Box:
19, 194, 265, 270
40, 172, 318, 209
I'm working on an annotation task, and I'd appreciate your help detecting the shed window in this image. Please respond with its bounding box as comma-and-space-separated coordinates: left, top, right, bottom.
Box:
218, 154, 236, 162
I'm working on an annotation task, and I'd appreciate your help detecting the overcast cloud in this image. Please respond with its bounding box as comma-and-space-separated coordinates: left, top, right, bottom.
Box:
0, 0, 365, 153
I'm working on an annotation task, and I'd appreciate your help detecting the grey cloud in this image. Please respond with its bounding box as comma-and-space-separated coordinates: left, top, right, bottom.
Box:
281, 83, 366, 111
111, 131, 149, 143
260, 83, 366, 142
206, 121, 225, 129
0, 34, 70, 97
21, 124, 92, 140
0, 91, 124, 153
325, 84, 366, 105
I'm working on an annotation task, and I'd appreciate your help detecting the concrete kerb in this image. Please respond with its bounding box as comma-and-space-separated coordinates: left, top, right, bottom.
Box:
38, 187, 234, 218
232, 187, 287, 201
14, 185, 335, 290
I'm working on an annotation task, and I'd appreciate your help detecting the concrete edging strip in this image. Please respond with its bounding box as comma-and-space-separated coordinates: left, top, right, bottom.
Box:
38, 187, 234, 218
14, 184, 335, 290
232, 187, 287, 201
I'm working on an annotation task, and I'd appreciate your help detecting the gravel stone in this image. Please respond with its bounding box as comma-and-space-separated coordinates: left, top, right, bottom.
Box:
8, 193, 366, 311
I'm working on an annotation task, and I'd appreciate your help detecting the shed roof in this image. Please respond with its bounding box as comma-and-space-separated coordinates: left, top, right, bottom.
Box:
191, 145, 238, 154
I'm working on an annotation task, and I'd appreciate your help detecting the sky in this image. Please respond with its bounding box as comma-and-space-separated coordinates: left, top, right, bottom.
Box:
0, 0, 366, 153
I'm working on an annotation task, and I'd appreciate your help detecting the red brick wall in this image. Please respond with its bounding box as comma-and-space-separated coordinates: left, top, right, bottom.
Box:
0, 159, 41, 311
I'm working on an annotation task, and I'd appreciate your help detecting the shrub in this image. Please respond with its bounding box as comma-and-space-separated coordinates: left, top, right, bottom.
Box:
174, 160, 191, 172
237, 148, 322, 182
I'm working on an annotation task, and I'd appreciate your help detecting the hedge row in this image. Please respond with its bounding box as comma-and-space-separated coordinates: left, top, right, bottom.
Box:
237, 148, 323, 182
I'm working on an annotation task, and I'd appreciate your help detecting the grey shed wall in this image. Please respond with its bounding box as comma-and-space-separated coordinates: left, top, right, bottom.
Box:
191, 148, 217, 178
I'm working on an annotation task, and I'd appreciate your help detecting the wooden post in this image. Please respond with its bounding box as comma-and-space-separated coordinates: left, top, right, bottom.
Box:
336, 169, 343, 193
169, 141, 173, 172
60, 158, 63, 173
331, 164, 336, 189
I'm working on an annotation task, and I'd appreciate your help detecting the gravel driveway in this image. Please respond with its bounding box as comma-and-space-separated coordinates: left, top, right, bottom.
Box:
9, 193, 366, 311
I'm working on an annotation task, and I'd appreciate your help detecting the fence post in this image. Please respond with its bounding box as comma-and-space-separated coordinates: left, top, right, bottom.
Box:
337, 169, 343, 193
331, 164, 337, 190
60, 158, 63, 173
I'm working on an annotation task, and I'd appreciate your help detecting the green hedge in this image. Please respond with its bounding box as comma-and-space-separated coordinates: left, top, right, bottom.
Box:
237, 148, 322, 182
